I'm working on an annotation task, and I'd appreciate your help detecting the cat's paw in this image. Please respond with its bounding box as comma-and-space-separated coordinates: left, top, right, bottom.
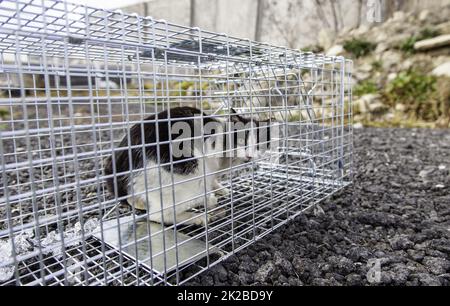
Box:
208, 194, 218, 208
193, 213, 211, 227
210, 207, 227, 221
215, 187, 230, 197
130, 197, 147, 210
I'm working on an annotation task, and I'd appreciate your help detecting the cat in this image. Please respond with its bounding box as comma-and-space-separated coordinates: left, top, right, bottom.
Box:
104, 106, 271, 226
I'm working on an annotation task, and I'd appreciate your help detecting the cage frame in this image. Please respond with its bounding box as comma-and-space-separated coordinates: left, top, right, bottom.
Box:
0, 0, 353, 286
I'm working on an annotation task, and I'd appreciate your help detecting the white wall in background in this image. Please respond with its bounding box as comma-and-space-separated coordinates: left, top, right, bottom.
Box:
117, 0, 450, 49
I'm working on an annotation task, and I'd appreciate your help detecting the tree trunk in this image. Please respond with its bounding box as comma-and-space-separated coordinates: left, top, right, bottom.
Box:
356, 0, 363, 27
330, 0, 340, 33
190, 0, 196, 27
255, 0, 265, 41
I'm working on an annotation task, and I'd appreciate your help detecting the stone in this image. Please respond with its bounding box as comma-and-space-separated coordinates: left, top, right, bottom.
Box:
380, 50, 402, 71
369, 101, 387, 113
214, 264, 228, 282
387, 72, 398, 81
423, 257, 450, 275
389, 235, 414, 250
273, 251, 293, 274
375, 42, 389, 54
393, 11, 406, 21
374, 32, 388, 44
254, 262, 276, 283
436, 21, 450, 35
359, 62, 373, 73
416, 273, 441, 286
318, 29, 333, 51
326, 45, 344, 57
400, 59, 414, 70
419, 10, 430, 22
353, 122, 364, 129
431, 62, 450, 78
395, 103, 406, 112
355, 94, 381, 113
346, 274, 363, 285
414, 34, 450, 51
419, 166, 435, 178
313, 204, 325, 217
238, 271, 254, 285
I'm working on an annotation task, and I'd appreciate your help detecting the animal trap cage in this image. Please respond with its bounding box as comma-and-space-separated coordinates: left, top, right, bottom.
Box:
0, 0, 353, 286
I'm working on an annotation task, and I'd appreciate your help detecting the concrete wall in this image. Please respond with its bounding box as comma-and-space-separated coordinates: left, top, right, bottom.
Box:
119, 0, 450, 49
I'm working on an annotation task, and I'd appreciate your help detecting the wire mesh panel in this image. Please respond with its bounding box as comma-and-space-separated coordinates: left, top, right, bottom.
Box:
0, 0, 353, 286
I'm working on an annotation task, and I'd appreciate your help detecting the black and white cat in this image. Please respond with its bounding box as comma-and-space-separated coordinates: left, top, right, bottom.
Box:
104, 106, 271, 226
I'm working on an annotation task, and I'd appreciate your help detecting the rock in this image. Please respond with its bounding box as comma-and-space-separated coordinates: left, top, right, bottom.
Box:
395, 103, 406, 112
313, 204, 325, 217
414, 34, 450, 51
389, 235, 414, 251
407, 249, 425, 262
416, 273, 442, 286
375, 43, 389, 54
292, 256, 312, 276
368, 101, 387, 113
214, 264, 228, 282
238, 271, 254, 285
273, 251, 293, 274
353, 122, 364, 129
436, 21, 450, 35
384, 112, 395, 121
419, 166, 435, 179
400, 59, 414, 70
389, 263, 411, 285
359, 62, 373, 73
431, 62, 450, 78
355, 94, 381, 113
337, 257, 355, 275
387, 72, 398, 81
254, 262, 276, 283
318, 29, 334, 51
346, 274, 363, 285
393, 11, 406, 21
374, 32, 388, 44
326, 45, 344, 57
353, 25, 370, 36
419, 10, 430, 22
423, 257, 450, 275
380, 50, 402, 71
288, 277, 303, 286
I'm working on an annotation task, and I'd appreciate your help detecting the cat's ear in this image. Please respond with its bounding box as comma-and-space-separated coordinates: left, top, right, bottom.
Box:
229, 108, 246, 122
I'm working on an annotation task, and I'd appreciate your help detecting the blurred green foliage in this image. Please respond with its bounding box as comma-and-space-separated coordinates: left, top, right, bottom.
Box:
371, 60, 383, 71
343, 38, 377, 58
354, 80, 378, 96
385, 69, 439, 120
400, 27, 441, 54
0, 107, 8, 120
302, 45, 324, 53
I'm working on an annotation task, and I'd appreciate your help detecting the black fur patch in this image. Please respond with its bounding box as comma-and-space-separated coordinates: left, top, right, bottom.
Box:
104, 106, 219, 199
104, 107, 272, 200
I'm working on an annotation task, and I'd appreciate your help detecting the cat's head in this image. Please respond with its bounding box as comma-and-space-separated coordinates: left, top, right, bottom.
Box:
224, 108, 273, 164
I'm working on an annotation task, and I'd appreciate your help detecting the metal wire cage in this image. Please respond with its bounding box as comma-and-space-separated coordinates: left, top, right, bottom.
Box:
0, 0, 353, 286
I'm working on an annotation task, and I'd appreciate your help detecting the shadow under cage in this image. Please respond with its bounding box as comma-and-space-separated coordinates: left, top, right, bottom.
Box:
0, 0, 353, 285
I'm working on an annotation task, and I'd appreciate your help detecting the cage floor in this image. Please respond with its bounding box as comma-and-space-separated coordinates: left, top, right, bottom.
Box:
2, 164, 348, 286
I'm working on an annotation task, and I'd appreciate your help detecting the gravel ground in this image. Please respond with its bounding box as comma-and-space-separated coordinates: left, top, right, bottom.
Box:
187, 128, 450, 286
2, 123, 449, 285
